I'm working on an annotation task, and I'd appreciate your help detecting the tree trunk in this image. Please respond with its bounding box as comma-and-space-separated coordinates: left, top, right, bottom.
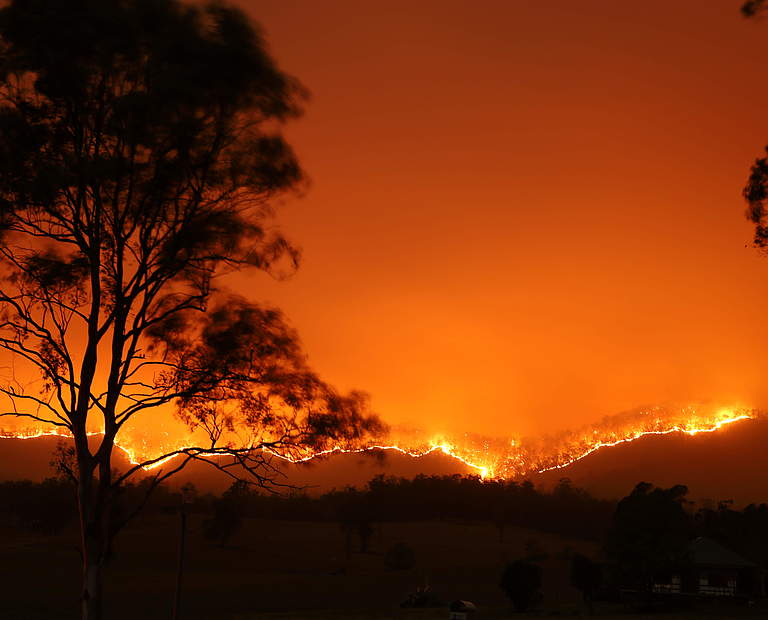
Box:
80, 499, 106, 619
82, 546, 104, 620
77, 448, 108, 620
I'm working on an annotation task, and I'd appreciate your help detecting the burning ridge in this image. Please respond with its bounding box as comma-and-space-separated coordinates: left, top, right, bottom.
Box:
0, 404, 759, 481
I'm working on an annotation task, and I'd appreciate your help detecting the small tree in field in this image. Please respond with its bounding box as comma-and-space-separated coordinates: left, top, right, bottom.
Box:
570, 552, 602, 614
204, 480, 247, 547
499, 559, 542, 612
0, 1, 382, 618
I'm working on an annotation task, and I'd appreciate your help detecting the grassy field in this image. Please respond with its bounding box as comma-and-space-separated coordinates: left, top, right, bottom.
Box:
1, 516, 764, 619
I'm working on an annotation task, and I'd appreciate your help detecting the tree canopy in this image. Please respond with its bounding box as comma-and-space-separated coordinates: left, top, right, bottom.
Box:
742, 0, 768, 17
0, 0, 382, 617
605, 482, 692, 589
0, 0, 381, 481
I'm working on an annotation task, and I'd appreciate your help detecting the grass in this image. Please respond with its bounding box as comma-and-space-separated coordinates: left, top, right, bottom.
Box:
1, 516, 765, 619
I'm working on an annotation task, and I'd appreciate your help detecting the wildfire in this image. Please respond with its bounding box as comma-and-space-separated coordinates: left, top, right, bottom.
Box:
0, 405, 759, 482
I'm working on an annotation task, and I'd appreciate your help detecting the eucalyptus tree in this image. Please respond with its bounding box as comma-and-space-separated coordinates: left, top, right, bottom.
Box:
0, 1, 381, 617
744, 0, 768, 244
742, 0, 768, 17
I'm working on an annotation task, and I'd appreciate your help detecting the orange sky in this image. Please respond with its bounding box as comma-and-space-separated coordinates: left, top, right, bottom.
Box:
226, 0, 768, 439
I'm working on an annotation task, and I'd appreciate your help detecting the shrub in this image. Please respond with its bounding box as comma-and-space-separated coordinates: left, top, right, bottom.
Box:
500, 559, 542, 612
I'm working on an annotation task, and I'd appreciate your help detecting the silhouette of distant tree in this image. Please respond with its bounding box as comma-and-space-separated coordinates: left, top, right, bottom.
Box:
203, 481, 247, 547
605, 482, 692, 591
0, 477, 76, 534
328, 486, 376, 555
361, 473, 613, 540
570, 552, 602, 614
0, 1, 382, 617
695, 499, 768, 570
500, 559, 542, 612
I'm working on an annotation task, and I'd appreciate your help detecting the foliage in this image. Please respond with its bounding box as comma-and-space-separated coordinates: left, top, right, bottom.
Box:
570, 552, 602, 608
605, 482, 692, 589
328, 486, 377, 554
0, 1, 382, 616
188, 472, 611, 541
0, 0, 382, 488
0, 477, 75, 534
695, 500, 768, 569
743, 1, 768, 243
742, 0, 768, 17
6, 473, 768, 572
365, 473, 614, 540
203, 480, 247, 547
499, 559, 542, 612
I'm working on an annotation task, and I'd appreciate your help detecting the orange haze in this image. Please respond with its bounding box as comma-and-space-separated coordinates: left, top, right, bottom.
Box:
222, 0, 768, 439
4, 1, 768, 450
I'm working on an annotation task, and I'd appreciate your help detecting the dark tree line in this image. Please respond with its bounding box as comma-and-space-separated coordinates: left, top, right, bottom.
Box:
0, 473, 615, 542
192, 474, 617, 544
7, 474, 768, 614
694, 500, 768, 569
7, 476, 768, 566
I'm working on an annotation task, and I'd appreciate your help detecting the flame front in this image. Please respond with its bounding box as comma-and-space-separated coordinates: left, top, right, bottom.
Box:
0, 405, 759, 482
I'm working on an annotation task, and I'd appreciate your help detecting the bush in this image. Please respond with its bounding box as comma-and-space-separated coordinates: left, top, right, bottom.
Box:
500, 559, 542, 612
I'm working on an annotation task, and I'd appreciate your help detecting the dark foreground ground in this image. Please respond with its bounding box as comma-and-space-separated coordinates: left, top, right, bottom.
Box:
1, 516, 766, 619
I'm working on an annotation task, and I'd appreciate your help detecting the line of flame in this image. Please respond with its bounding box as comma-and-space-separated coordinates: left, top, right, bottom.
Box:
534, 413, 753, 475
0, 427, 491, 478
0, 409, 757, 482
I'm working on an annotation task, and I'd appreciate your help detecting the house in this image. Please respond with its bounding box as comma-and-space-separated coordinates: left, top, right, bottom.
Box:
652, 537, 764, 598
688, 537, 763, 597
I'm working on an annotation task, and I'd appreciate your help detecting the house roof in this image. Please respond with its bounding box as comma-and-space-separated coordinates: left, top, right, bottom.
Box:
689, 537, 757, 568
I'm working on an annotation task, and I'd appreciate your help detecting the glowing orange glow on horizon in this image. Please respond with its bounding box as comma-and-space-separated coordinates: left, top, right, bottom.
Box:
1, 405, 758, 483
2, 4, 768, 487
230, 1, 768, 440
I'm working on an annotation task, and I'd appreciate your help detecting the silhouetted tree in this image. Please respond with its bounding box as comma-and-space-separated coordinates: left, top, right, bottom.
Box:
203, 480, 247, 547
570, 552, 602, 614
742, 0, 768, 17
330, 487, 376, 555
605, 482, 692, 591
695, 500, 768, 570
500, 559, 542, 612
0, 1, 382, 618
743, 1, 768, 245
0, 477, 76, 534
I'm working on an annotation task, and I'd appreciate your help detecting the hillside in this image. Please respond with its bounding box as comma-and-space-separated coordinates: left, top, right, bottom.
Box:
2, 416, 767, 504
0, 435, 474, 492
532, 417, 768, 505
